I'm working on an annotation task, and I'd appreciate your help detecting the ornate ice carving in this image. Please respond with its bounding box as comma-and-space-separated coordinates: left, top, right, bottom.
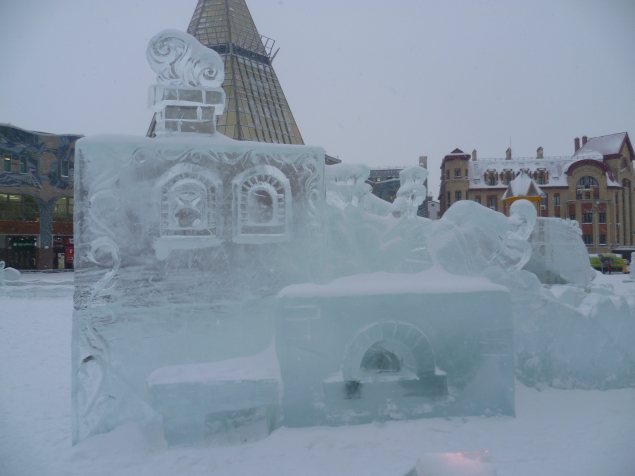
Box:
146, 29, 226, 136
147, 29, 224, 88
232, 165, 292, 244
153, 163, 222, 259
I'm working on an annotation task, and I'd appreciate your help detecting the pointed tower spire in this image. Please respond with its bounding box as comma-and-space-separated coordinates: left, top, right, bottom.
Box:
174, 0, 303, 144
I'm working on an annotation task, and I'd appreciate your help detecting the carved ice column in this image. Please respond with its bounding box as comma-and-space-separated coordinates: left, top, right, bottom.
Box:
146, 29, 226, 135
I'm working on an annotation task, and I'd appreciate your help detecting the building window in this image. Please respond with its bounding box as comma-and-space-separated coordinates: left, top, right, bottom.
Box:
488, 176, 495, 186
599, 235, 607, 245
554, 195, 560, 206
53, 197, 74, 222
446, 170, 450, 179
475, 196, 481, 204
454, 169, 461, 178
455, 191, 462, 201
599, 213, 606, 224
582, 234, 593, 245
19, 156, 27, 174
60, 160, 70, 178
3, 156, 11, 172
505, 177, 511, 185
538, 176, 545, 185
447, 192, 450, 204
0, 193, 39, 221
582, 213, 593, 224
465, 169, 468, 179
488, 197, 496, 209
570, 213, 576, 221
577, 176, 599, 188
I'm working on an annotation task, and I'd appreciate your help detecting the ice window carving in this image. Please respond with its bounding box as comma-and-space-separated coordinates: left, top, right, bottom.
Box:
153, 164, 222, 259
360, 342, 402, 373
232, 165, 291, 244
248, 185, 276, 224
337, 321, 449, 400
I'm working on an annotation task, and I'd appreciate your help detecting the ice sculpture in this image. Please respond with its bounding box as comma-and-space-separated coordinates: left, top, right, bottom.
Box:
72, 27, 635, 447
524, 217, 595, 285
0, 261, 20, 284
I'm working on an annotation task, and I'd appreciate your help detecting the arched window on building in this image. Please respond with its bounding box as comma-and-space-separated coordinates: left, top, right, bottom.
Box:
53, 197, 74, 222
0, 194, 39, 221
577, 176, 599, 189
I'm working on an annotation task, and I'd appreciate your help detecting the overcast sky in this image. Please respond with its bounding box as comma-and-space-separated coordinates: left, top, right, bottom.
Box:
1, 0, 634, 197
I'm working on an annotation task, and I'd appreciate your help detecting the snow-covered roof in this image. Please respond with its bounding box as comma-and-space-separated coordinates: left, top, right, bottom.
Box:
574, 133, 628, 158
447, 148, 469, 156
469, 157, 577, 189
501, 171, 544, 200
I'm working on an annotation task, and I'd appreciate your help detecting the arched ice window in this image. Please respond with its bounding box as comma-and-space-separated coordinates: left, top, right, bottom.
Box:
232, 165, 291, 244
152, 164, 222, 259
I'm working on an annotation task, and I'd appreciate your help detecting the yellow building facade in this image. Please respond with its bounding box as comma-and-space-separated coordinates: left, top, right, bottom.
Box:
438, 133, 635, 255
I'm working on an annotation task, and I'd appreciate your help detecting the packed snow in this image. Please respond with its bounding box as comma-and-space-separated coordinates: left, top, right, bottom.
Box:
1, 276, 635, 475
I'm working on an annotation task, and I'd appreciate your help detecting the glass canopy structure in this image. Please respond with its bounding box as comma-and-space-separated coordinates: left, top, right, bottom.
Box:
149, 0, 304, 145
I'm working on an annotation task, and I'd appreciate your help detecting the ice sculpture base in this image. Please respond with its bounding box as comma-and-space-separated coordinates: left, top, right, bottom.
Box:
276, 268, 515, 427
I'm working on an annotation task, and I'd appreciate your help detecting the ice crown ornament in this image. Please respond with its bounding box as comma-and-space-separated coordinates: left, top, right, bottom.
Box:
147, 29, 226, 135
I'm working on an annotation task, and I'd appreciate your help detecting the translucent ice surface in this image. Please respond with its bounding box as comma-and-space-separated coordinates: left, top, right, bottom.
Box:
72, 28, 635, 447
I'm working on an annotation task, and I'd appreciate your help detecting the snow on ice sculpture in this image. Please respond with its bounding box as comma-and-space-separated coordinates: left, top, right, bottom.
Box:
72, 29, 323, 445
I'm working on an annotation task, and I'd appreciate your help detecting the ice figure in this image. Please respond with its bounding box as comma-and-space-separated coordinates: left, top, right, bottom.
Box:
428, 199, 536, 278
524, 217, 595, 285
0, 261, 21, 284
72, 27, 635, 447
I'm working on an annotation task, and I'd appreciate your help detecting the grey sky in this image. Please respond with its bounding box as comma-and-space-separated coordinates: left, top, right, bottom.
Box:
1, 0, 634, 197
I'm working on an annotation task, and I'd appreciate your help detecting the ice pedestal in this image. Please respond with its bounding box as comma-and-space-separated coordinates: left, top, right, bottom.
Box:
276, 267, 514, 427
146, 345, 280, 446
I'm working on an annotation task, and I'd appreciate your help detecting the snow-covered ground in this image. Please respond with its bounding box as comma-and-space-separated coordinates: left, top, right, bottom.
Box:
1, 273, 634, 476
